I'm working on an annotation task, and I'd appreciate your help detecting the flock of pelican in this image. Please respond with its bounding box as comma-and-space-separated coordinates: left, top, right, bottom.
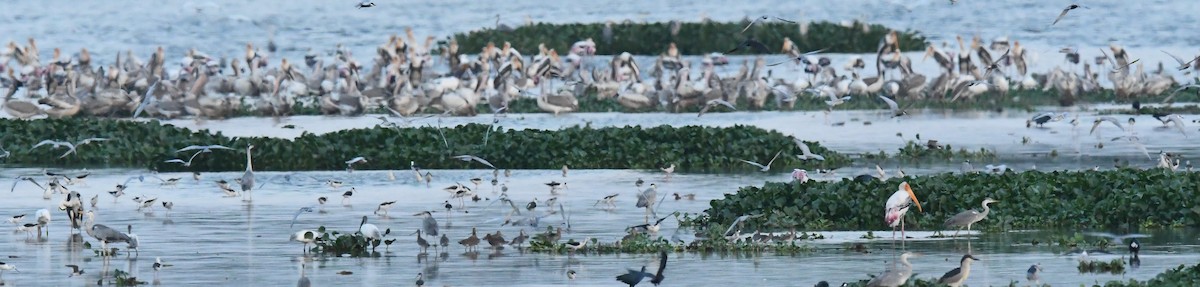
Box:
4, 20, 1198, 121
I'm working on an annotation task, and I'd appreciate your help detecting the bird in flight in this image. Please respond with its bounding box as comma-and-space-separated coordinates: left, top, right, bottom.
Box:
727, 38, 771, 54
357, 1, 376, 8
740, 15, 796, 34
1052, 4, 1087, 25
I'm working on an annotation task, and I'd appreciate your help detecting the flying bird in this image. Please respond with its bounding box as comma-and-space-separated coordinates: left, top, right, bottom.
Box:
793, 138, 826, 161
697, 99, 737, 117
356, 1, 375, 8
878, 95, 907, 117
452, 154, 497, 169
739, 15, 796, 34
615, 251, 668, 286
739, 150, 783, 172
727, 39, 771, 54
65, 264, 85, 277
1051, 4, 1086, 25
1090, 116, 1126, 135
1162, 50, 1199, 71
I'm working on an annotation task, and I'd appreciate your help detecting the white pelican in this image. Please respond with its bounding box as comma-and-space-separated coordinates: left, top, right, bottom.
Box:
885, 182, 922, 240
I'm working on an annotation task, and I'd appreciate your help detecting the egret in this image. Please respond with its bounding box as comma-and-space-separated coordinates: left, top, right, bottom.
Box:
885, 182, 922, 240
241, 144, 256, 201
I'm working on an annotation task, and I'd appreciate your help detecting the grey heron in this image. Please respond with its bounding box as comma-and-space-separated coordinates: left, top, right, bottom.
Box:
944, 198, 998, 237
85, 212, 131, 255
615, 251, 667, 286
241, 144, 255, 201
415, 211, 438, 236
865, 252, 917, 287
937, 254, 980, 287
884, 182, 922, 240
636, 183, 658, 222
65, 264, 85, 277
289, 229, 319, 253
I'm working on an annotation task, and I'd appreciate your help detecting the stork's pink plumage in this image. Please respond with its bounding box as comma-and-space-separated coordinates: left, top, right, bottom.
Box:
885, 182, 922, 240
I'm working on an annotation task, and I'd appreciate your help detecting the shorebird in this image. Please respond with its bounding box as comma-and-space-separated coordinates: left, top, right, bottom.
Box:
1027, 263, 1043, 284
0, 262, 19, 279
342, 188, 355, 205
660, 164, 676, 178
290, 229, 319, 253
374, 201, 396, 216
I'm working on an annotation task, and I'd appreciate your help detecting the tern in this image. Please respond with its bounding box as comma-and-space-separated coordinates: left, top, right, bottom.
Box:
697, 99, 737, 117
1051, 4, 1087, 25
1162, 50, 1199, 71
793, 138, 826, 161
739, 15, 795, 34
739, 150, 783, 172
452, 154, 497, 169
878, 95, 907, 117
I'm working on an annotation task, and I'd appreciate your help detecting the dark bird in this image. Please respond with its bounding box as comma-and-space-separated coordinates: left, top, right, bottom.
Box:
938, 254, 980, 287
1129, 238, 1141, 258
356, 1, 375, 9
616, 251, 668, 286
727, 39, 771, 54
1052, 4, 1086, 25
65, 264, 85, 277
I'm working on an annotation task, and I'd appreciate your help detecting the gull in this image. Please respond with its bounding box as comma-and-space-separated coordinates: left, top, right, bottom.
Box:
65, 264, 85, 277
739, 150, 783, 172
1098, 49, 1139, 71
793, 138, 826, 161
727, 38, 771, 54
175, 145, 235, 153
878, 95, 907, 117
1051, 4, 1086, 25
291, 206, 315, 228
1154, 114, 1187, 137
740, 15, 796, 34
1090, 116, 1126, 135
30, 140, 76, 158
767, 48, 829, 66
345, 156, 367, 171
697, 99, 737, 117
1163, 50, 1199, 71
452, 154, 497, 169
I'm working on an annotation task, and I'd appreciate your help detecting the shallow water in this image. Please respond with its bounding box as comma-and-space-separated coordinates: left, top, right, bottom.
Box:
2, 169, 1198, 286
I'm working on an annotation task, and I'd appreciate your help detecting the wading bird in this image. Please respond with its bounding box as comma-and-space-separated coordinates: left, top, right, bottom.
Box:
944, 198, 998, 237
866, 252, 917, 287
938, 254, 981, 287
885, 182, 922, 240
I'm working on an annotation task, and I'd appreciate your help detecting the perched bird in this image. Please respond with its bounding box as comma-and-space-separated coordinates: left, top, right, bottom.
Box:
615, 251, 668, 286
938, 254, 981, 287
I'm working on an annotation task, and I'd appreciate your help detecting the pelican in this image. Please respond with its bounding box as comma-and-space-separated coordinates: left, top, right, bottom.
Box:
944, 198, 998, 237
739, 150, 783, 172
241, 144, 255, 201
290, 229, 319, 253
358, 216, 382, 251
793, 138, 826, 161
938, 254, 981, 287
885, 182, 922, 240
866, 252, 917, 287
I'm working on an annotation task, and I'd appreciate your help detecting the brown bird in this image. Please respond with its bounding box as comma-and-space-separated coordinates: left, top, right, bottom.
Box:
459, 227, 480, 252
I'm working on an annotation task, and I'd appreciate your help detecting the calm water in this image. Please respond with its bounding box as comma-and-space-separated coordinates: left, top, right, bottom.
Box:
2, 168, 1198, 286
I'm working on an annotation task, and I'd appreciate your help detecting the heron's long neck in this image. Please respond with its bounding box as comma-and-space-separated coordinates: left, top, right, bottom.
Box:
245, 148, 254, 171
980, 203, 991, 217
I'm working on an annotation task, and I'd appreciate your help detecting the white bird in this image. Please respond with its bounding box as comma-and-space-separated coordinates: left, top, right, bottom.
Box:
739, 150, 783, 172
660, 164, 676, 177
290, 229, 320, 253
375, 201, 396, 216
1162, 50, 1199, 71
878, 95, 906, 117
885, 182, 922, 240
36, 209, 51, 236
452, 154, 497, 169
291, 206, 315, 228
164, 149, 211, 167
793, 138, 826, 161
358, 216, 382, 251
345, 156, 368, 171
1154, 114, 1188, 137
175, 145, 235, 153
739, 15, 795, 34
342, 188, 355, 205
153, 257, 172, 273
30, 140, 77, 158
984, 164, 1008, 173
0, 262, 19, 279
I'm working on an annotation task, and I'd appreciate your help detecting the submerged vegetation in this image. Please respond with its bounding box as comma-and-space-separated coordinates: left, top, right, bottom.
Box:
699, 169, 1200, 234
0, 118, 849, 172
454, 21, 926, 55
